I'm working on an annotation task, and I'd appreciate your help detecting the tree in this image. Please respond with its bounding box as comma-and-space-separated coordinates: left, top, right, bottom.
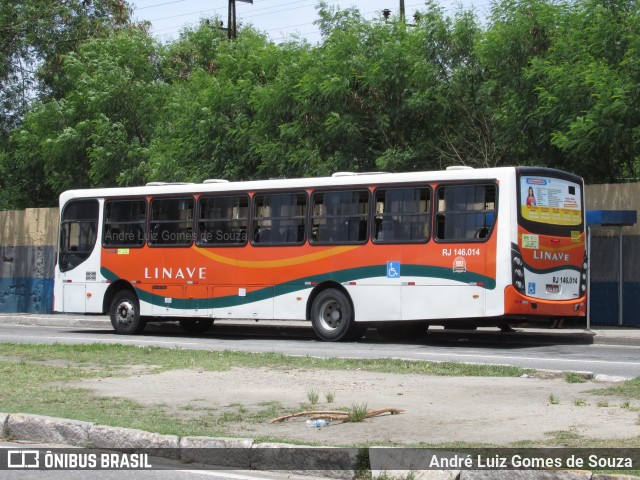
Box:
476, 0, 562, 168
0, 0, 131, 142
528, 0, 640, 182
1, 27, 165, 208
149, 24, 285, 182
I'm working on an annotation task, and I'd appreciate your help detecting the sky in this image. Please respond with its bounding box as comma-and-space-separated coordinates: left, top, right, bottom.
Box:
129, 0, 490, 44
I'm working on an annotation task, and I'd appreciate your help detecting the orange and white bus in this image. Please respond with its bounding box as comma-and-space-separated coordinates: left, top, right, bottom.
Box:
54, 167, 587, 341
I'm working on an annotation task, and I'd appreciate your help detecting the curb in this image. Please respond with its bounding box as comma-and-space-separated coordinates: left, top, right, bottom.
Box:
1, 412, 639, 480
1, 412, 356, 479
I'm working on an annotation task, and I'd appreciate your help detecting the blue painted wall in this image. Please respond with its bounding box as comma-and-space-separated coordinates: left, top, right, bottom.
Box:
590, 282, 640, 326
0, 278, 54, 313
589, 235, 639, 327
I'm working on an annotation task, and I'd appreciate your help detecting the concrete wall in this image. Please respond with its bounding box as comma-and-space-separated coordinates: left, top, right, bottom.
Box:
0, 208, 59, 313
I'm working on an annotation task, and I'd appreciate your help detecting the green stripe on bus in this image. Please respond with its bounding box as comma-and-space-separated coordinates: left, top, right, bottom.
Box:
100, 266, 496, 309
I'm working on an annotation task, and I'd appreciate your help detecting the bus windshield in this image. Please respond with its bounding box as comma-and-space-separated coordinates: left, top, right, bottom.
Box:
518, 173, 583, 236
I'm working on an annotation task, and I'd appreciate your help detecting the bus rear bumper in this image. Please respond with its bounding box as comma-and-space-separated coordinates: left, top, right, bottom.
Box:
504, 286, 586, 317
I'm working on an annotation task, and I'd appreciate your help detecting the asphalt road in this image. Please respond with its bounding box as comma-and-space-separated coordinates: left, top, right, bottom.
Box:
1, 322, 639, 378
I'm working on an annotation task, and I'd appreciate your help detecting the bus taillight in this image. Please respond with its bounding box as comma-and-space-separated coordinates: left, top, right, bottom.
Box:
511, 245, 525, 294
580, 256, 588, 295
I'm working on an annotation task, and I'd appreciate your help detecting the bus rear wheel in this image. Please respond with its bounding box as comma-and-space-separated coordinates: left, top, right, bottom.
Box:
311, 289, 361, 342
109, 290, 146, 335
179, 318, 214, 334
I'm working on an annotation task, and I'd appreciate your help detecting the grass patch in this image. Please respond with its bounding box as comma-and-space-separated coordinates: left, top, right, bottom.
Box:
564, 371, 587, 384
548, 393, 559, 405
0, 343, 533, 378
305, 387, 319, 405
588, 376, 640, 399
347, 403, 369, 423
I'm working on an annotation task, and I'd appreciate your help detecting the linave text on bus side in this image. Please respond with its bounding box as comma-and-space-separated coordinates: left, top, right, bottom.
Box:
143, 267, 207, 280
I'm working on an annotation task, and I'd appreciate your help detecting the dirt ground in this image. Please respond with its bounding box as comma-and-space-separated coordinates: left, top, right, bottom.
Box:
72, 367, 640, 446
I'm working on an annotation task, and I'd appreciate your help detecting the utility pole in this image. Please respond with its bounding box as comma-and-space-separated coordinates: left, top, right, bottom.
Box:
227, 0, 253, 40
399, 0, 405, 23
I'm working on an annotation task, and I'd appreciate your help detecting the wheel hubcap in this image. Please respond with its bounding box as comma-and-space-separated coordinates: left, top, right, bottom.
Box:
319, 300, 342, 330
116, 301, 135, 325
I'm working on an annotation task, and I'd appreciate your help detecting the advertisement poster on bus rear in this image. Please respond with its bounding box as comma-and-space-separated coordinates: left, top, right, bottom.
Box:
520, 176, 581, 226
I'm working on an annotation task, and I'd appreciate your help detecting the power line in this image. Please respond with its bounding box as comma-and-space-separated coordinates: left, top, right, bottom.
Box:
148, 7, 222, 22
149, 0, 492, 40
150, 0, 333, 34
135, 0, 190, 11
144, 0, 317, 22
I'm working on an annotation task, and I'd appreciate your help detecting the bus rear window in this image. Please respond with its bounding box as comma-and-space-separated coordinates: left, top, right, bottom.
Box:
519, 176, 582, 227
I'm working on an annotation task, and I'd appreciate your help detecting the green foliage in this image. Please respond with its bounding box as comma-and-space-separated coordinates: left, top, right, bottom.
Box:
2, 0, 640, 209
528, 0, 640, 183
0, 0, 132, 138
305, 387, 320, 405
564, 371, 588, 383
1, 27, 165, 206
347, 402, 369, 422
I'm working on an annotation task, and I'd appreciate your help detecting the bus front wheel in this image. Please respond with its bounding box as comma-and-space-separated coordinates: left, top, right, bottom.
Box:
109, 290, 146, 335
311, 289, 360, 342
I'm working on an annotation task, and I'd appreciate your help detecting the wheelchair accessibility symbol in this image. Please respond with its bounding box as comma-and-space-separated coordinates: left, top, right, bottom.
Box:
387, 261, 401, 278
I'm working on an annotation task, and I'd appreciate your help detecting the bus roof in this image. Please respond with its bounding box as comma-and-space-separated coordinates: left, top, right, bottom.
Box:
58, 166, 577, 205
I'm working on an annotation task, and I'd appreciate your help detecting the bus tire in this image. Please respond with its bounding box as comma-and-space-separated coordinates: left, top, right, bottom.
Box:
179, 318, 214, 334
109, 290, 146, 335
310, 289, 356, 342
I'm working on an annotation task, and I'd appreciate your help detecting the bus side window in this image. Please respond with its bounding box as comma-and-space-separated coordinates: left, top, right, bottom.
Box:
435, 184, 496, 242
197, 195, 249, 246
149, 197, 194, 247
103, 199, 147, 248
252, 192, 306, 246
374, 187, 430, 244
310, 190, 369, 245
